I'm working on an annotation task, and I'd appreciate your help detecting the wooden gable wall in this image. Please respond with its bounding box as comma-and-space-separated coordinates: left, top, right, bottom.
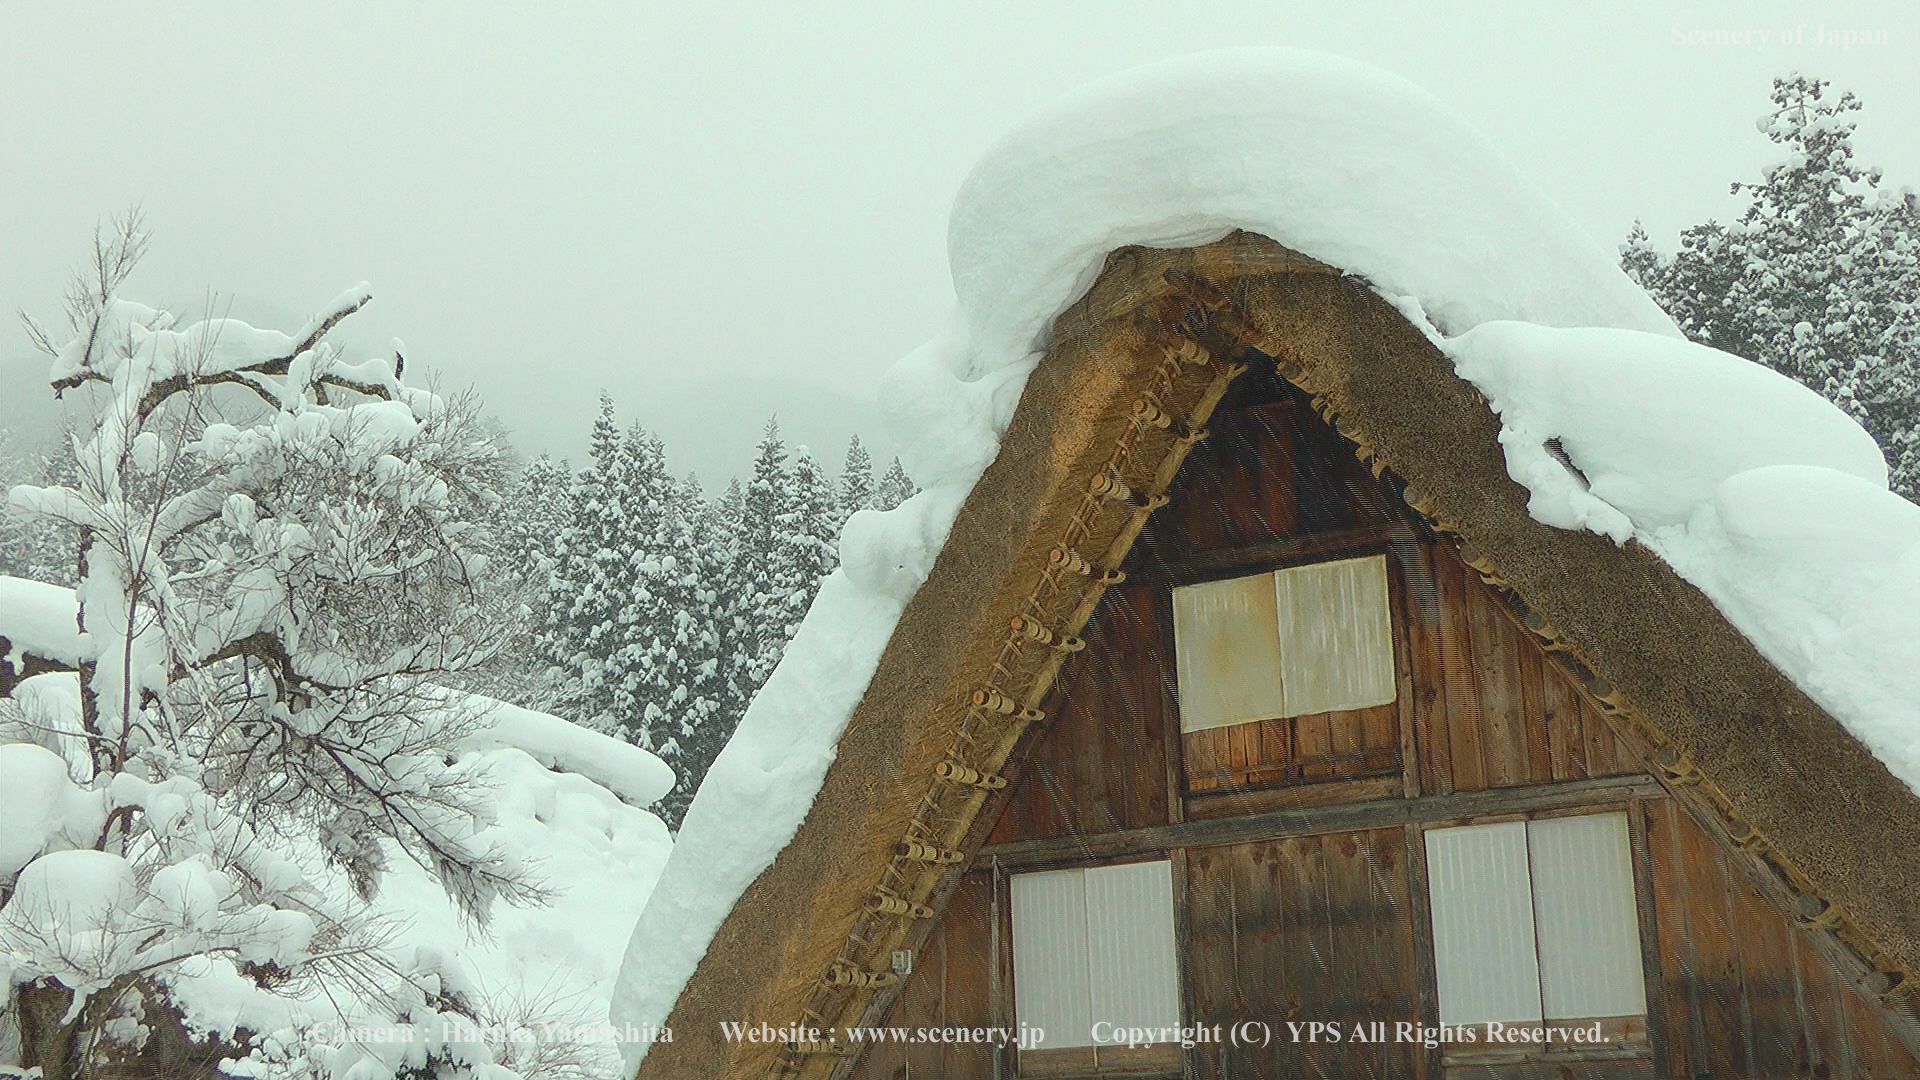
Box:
845, 374, 1919, 1080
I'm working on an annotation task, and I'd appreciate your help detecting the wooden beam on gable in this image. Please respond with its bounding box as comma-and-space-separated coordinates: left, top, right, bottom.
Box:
978, 774, 1665, 870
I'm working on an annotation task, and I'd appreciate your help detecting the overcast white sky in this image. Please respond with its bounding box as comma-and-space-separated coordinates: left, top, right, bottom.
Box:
4, 1, 1915, 484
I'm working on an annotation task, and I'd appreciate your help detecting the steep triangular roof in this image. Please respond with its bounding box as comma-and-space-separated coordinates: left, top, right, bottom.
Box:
630, 232, 1920, 1079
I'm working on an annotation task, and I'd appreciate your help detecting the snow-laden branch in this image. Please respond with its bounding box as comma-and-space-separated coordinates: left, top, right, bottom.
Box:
3, 230, 551, 1080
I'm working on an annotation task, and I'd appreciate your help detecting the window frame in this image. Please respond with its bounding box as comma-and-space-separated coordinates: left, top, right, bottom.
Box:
1003, 856, 1187, 1077
1420, 807, 1656, 1058
1170, 552, 1399, 735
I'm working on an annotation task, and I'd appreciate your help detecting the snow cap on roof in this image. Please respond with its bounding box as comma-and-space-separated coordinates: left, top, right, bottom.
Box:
945, 47, 1677, 375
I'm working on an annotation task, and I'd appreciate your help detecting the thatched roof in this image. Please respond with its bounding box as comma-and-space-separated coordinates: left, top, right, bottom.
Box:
634, 232, 1920, 1080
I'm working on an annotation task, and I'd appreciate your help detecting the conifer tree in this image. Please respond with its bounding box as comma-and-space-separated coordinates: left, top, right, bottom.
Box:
769, 446, 841, 644
539, 394, 643, 736
0, 437, 78, 586
873, 456, 918, 511
838, 434, 875, 521
704, 475, 753, 736
613, 428, 718, 775
500, 455, 572, 588
654, 473, 731, 828
1625, 74, 1920, 498
731, 418, 791, 691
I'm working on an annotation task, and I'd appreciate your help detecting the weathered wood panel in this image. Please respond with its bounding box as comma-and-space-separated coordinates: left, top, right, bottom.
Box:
1643, 798, 1920, 1079
845, 873, 997, 1080
1171, 525, 1647, 804
1185, 828, 1425, 1080
1130, 379, 1639, 805
988, 583, 1173, 844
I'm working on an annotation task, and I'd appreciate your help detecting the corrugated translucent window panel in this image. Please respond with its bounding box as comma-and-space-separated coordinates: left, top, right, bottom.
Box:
1425, 821, 1544, 1026
1172, 570, 1286, 731
1011, 868, 1093, 1048
1084, 860, 1181, 1042
1528, 813, 1648, 1020
1273, 554, 1396, 716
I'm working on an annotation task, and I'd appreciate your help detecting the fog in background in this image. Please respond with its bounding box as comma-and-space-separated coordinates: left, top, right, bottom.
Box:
4, 1, 1914, 484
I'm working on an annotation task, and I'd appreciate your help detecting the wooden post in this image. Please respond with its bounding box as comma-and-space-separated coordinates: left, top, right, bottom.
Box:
1403, 822, 1443, 1080
1630, 798, 1674, 1078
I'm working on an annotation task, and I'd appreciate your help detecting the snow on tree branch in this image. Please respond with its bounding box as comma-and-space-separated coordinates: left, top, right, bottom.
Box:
1, 223, 569, 1080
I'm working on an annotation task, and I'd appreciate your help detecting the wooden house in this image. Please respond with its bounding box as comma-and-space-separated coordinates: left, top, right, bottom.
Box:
636, 233, 1920, 1080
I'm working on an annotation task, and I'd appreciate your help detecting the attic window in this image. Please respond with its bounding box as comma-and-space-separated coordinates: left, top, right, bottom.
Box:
1171, 554, 1396, 732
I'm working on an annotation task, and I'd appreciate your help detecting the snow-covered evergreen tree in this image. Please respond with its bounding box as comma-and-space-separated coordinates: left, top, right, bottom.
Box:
702, 476, 752, 743
1625, 74, 1920, 498
837, 434, 875, 521
653, 473, 728, 829
0, 437, 78, 586
614, 428, 719, 771
459, 453, 575, 711
769, 446, 841, 646
500, 454, 572, 587
728, 418, 790, 694
873, 456, 918, 511
539, 394, 643, 737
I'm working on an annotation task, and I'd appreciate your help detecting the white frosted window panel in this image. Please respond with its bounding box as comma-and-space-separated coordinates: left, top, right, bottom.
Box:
1273, 554, 1396, 716
1173, 570, 1286, 732
1425, 822, 1544, 1026
1011, 868, 1093, 1048
1084, 860, 1181, 1042
1528, 813, 1648, 1020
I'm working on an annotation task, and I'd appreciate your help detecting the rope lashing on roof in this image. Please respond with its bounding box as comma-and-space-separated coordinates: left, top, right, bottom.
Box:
1010, 614, 1084, 653
895, 841, 966, 864
970, 687, 1042, 724
866, 893, 934, 919
1047, 544, 1126, 584
821, 966, 900, 989
933, 760, 1006, 790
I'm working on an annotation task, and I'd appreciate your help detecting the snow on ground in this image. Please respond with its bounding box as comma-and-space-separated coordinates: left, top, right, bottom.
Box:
611, 46, 1687, 1068
0, 574, 81, 669
0, 656, 671, 1078
163, 694, 676, 1078
347, 736, 674, 1075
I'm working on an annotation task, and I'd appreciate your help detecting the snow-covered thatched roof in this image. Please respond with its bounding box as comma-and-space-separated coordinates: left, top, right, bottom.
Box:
613, 48, 1920, 1080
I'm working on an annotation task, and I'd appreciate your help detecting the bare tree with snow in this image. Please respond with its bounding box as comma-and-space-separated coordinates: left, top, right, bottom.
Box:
2, 217, 557, 1079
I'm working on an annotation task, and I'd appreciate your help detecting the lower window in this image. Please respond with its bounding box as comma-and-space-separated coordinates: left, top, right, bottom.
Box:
1010, 858, 1182, 1068
1424, 812, 1648, 1046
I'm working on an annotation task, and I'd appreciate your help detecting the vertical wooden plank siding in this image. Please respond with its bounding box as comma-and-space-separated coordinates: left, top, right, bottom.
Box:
1182, 830, 1422, 1080
1435, 554, 1491, 794
1639, 795, 1920, 1079
848, 874, 997, 1080
1396, 540, 1454, 798
988, 583, 1171, 845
